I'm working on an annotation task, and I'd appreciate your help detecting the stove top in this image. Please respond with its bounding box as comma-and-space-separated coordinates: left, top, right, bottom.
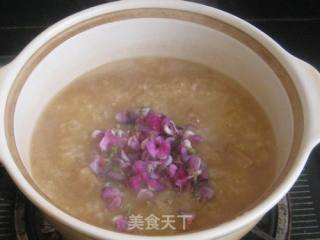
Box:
0, 0, 319, 239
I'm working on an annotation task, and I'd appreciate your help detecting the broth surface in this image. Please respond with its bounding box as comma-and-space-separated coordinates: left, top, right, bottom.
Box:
31, 57, 276, 235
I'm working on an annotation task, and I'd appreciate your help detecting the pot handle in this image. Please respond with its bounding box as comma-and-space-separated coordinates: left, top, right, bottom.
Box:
294, 57, 320, 146
0, 63, 10, 164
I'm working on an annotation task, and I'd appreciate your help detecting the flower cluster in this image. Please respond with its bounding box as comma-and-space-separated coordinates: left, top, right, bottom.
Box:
89, 107, 214, 231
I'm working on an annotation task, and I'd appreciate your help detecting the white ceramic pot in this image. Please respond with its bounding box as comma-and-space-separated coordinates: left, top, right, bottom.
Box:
0, 1, 319, 240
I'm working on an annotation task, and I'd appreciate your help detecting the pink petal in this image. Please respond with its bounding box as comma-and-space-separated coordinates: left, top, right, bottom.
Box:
198, 186, 214, 201
91, 130, 104, 140
164, 155, 173, 166
101, 186, 122, 209
168, 164, 177, 178
99, 131, 112, 152
137, 188, 154, 200
180, 145, 190, 162
115, 111, 138, 124
108, 195, 122, 209
189, 134, 203, 144
157, 140, 171, 160
120, 150, 130, 162
107, 171, 126, 181
147, 161, 161, 179
101, 186, 121, 200
189, 156, 202, 171
199, 169, 209, 181
127, 152, 140, 162
145, 112, 163, 132
146, 140, 157, 158
115, 112, 129, 124
140, 107, 151, 116
175, 168, 191, 189
89, 156, 106, 175
147, 179, 165, 192
112, 215, 128, 231
128, 135, 140, 151
128, 175, 143, 191
162, 117, 178, 136
132, 160, 147, 175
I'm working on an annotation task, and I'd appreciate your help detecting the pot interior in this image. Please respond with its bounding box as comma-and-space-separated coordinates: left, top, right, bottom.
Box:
4, 8, 302, 235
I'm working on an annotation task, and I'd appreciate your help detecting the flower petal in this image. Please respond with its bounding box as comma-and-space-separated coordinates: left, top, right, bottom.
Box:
168, 164, 178, 178
189, 134, 203, 144
146, 139, 157, 158
112, 215, 128, 231
128, 175, 143, 191
115, 111, 138, 124
120, 150, 130, 162
107, 171, 126, 181
147, 179, 165, 192
128, 135, 140, 151
99, 131, 112, 152
189, 156, 202, 172
89, 156, 106, 175
137, 188, 154, 200
91, 130, 104, 140
157, 140, 171, 160
132, 160, 147, 175
198, 186, 214, 201
108, 195, 122, 209
115, 112, 129, 124
145, 112, 163, 132
101, 186, 121, 200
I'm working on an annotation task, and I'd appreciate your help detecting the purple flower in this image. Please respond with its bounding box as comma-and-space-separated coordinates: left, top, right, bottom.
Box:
199, 169, 209, 182
128, 135, 140, 151
146, 136, 171, 160
147, 179, 165, 192
91, 130, 104, 140
132, 160, 147, 175
89, 156, 106, 175
168, 164, 177, 178
128, 175, 143, 191
183, 127, 203, 144
174, 168, 191, 190
112, 215, 128, 231
189, 156, 202, 172
147, 161, 161, 179
189, 134, 203, 144
99, 129, 127, 152
107, 171, 126, 181
197, 186, 214, 201
91, 107, 212, 212
115, 111, 138, 124
137, 188, 154, 200
120, 150, 130, 162
144, 112, 163, 132
179, 145, 190, 162
101, 186, 122, 209
162, 117, 178, 136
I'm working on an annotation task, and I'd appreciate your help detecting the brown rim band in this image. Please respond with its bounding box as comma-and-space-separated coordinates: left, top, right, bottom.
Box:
4, 8, 303, 234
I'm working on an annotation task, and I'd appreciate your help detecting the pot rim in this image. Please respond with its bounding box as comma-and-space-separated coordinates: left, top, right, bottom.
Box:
0, 1, 314, 239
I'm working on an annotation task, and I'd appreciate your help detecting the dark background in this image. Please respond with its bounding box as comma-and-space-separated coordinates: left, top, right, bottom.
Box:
0, 0, 319, 68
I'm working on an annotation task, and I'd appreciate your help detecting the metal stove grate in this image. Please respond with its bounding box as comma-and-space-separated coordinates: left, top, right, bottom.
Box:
0, 168, 17, 240
288, 172, 320, 240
